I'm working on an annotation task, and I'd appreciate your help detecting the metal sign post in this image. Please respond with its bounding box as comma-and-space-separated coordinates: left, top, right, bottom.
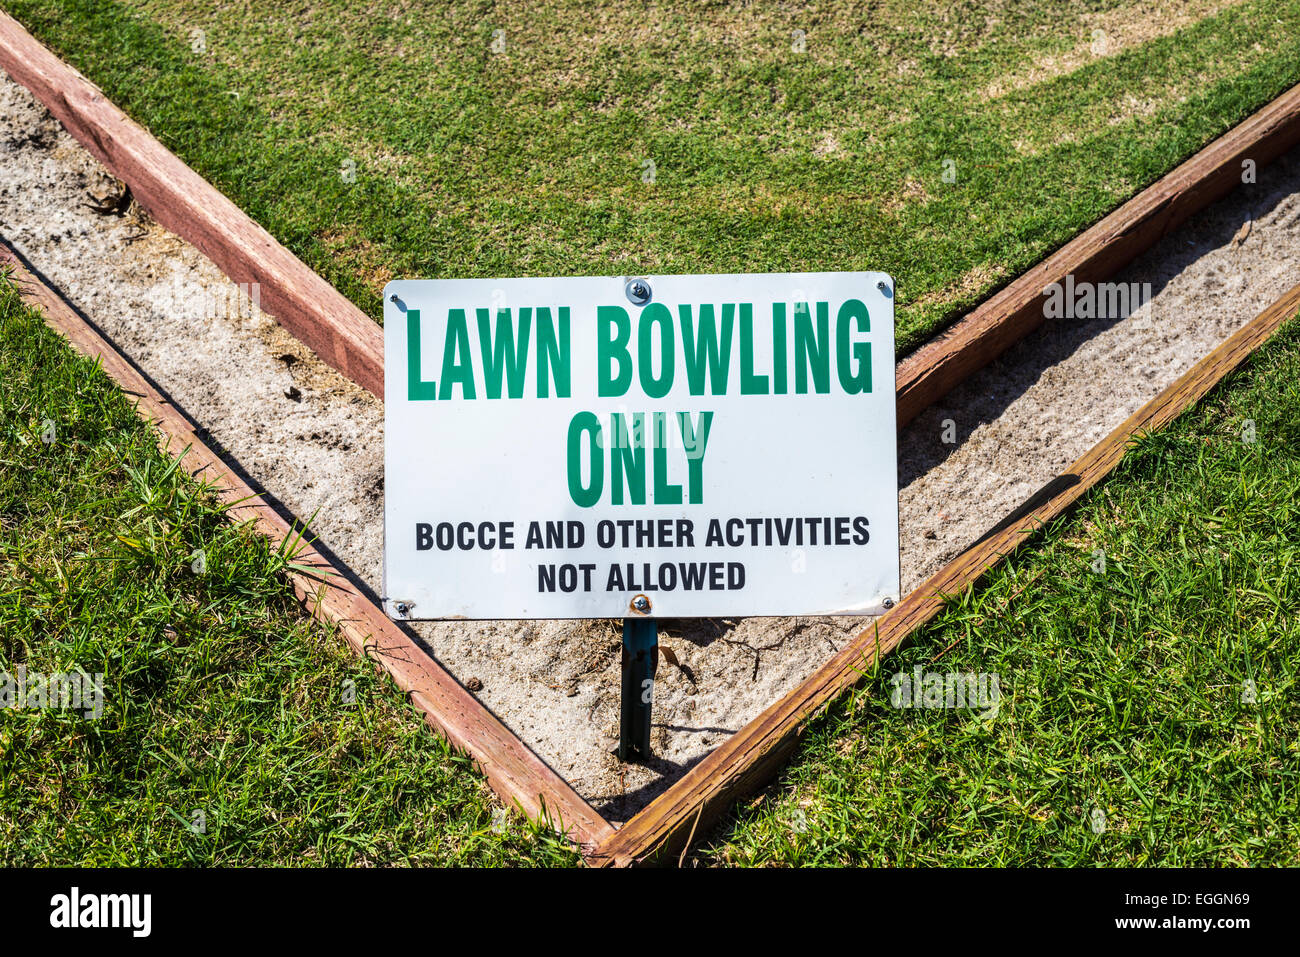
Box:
619, 600, 658, 760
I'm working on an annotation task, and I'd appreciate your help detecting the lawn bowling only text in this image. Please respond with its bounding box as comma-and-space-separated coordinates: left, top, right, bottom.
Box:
405, 297, 874, 508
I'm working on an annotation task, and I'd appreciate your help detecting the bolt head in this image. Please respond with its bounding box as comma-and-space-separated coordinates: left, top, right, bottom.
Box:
882, 597, 895, 609
394, 601, 409, 616
625, 278, 652, 305
632, 595, 650, 612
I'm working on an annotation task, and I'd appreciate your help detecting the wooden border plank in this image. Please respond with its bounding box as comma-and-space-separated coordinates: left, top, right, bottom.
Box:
896, 82, 1300, 426
590, 279, 1300, 866
0, 11, 385, 399
0, 239, 614, 856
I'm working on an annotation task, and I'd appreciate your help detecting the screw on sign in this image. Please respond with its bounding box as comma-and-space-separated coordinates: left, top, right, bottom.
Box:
383, 271, 900, 761
620, 595, 658, 761
625, 278, 652, 305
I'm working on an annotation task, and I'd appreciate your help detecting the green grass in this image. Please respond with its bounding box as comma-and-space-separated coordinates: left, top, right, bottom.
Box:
0, 276, 578, 866
697, 318, 1300, 867
6, 0, 1300, 351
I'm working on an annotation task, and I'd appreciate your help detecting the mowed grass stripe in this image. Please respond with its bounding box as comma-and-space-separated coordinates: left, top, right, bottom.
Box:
5, 0, 1300, 351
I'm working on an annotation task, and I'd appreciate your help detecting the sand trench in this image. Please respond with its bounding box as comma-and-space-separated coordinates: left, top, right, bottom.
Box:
3, 70, 1298, 820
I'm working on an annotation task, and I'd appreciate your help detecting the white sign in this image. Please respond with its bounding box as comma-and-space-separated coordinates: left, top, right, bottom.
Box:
383, 272, 899, 619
